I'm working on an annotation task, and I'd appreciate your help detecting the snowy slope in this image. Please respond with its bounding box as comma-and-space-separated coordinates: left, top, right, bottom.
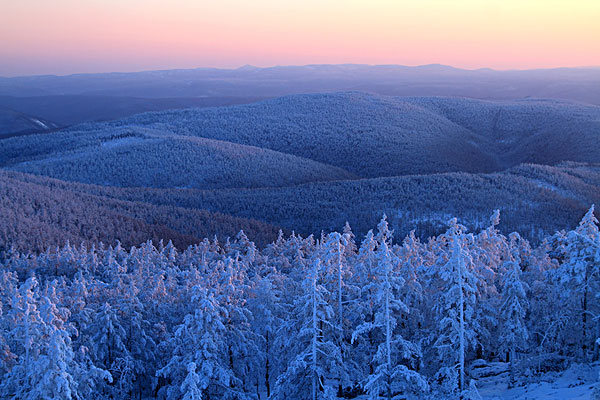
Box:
4, 127, 356, 189
477, 363, 599, 400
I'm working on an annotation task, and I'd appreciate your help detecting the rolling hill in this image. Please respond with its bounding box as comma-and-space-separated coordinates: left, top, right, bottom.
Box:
1, 91, 599, 251
4, 93, 599, 181
2, 64, 599, 135
2, 126, 356, 189
2, 162, 598, 253
0, 170, 282, 252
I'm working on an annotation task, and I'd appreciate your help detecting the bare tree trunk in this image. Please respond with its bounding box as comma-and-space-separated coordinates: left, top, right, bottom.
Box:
583, 267, 589, 361
457, 241, 465, 393
312, 261, 318, 400
265, 331, 271, 398
385, 247, 392, 400
337, 240, 344, 396
508, 348, 516, 388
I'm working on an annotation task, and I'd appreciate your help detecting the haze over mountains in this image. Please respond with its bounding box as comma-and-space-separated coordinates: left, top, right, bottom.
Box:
1, 64, 599, 136
1, 85, 599, 252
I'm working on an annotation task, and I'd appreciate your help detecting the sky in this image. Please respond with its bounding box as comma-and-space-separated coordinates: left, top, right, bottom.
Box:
1, 0, 599, 77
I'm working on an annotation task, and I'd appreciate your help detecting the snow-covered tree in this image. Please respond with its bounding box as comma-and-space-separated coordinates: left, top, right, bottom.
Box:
499, 233, 529, 386
1, 283, 110, 400
181, 362, 203, 400
157, 285, 247, 400
472, 210, 507, 359
271, 257, 338, 400
322, 232, 360, 394
1, 207, 599, 399
342, 222, 358, 256
396, 231, 425, 339
352, 217, 428, 400
431, 219, 480, 393
560, 206, 600, 360
0, 277, 47, 398
247, 270, 285, 398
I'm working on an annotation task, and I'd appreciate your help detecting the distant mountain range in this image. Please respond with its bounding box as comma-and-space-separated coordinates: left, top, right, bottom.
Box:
2, 64, 600, 102
1, 64, 599, 135
1, 91, 599, 252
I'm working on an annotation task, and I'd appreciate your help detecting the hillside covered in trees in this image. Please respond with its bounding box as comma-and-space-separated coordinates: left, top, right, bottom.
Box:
1, 92, 600, 255
1, 161, 599, 254
0, 208, 599, 399
5, 93, 600, 180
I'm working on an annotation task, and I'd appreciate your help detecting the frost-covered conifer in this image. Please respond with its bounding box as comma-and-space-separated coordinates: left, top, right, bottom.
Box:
157, 286, 245, 400
561, 206, 600, 359
181, 362, 203, 400
352, 217, 428, 400
271, 257, 338, 400
472, 210, 507, 358
432, 219, 480, 393
247, 272, 285, 398
499, 233, 529, 387
352, 229, 379, 381
397, 231, 425, 339
342, 222, 358, 256
322, 232, 359, 393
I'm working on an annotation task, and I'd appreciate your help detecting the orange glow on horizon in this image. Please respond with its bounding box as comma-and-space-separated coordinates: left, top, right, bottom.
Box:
1, 0, 599, 76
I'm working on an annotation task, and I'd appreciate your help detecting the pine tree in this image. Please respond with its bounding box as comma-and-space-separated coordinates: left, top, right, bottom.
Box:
352, 217, 428, 400
0, 277, 47, 398
561, 205, 600, 360
472, 210, 507, 359
2, 286, 110, 400
499, 233, 529, 387
215, 257, 258, 397
322, 232, 359, 394
0, 271, 18, 377
397, 231, 425, 339
181, 362, 203, 400
352, 229, 379, 383
157, 286, 245, 399
247, 271, 285, 398
342, 222, 358, 256
24, 296, 78, 400
271, 257, 338, 400
1, 278, 37, 397
431, 219, 480, 393
87, 303, 127, 370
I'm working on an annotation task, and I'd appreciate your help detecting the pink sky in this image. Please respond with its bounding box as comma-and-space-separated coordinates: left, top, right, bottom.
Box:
1, 0, 599, 77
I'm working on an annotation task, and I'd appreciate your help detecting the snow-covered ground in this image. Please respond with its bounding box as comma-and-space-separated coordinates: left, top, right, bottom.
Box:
475, 363, 599, 400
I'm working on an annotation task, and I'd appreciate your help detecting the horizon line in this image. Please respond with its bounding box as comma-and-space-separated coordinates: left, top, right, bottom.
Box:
3, 62, 600, 79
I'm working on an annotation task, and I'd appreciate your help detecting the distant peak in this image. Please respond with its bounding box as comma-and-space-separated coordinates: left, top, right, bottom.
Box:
415, 63, 459, 71
236, 64, 259, 71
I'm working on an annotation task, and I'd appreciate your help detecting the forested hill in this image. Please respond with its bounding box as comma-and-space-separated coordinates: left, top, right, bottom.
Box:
2, 64, 599, 136
0, 170, 282, 252
2, 64, 599, 104
3, 93, 600, 181
1, 92, 599, 253
1, 162, 599, 253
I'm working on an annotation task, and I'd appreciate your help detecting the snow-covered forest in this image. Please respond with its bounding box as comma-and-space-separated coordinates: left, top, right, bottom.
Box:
0, 207, 598, 399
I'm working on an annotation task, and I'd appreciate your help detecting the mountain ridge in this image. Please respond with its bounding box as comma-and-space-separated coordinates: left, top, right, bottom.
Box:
2, 91, 599, 251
